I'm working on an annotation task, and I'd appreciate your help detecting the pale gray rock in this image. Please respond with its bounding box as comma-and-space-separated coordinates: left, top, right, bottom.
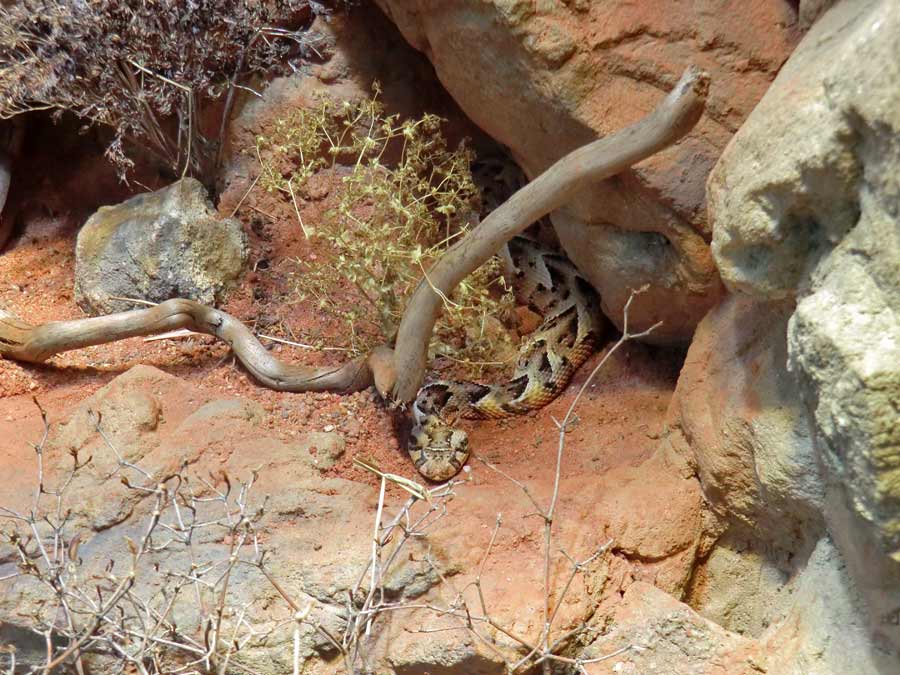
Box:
0, 367, 439, 675
387, 642, 505, 675
46, 365, 174, 531
179, 398, 266, 428
666, 296, 824, 546
760, 537, 898, 675
291, 431, 347, 471
584, 539, 896, 674
690, 530, 798, 637
799, 0, 840, 30
75, 177, 247, 314
708, 0, 896, 303
581, 581, 759, 674
665, 299, 825, 640
707, 0, 900, 653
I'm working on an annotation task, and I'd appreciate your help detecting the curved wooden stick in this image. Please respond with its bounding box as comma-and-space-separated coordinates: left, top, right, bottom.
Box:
388, 66, 710, 403
0, 299, 373, 393
0, 151, 10, 217
0, 118, 24, 250
0, 67, 707, 400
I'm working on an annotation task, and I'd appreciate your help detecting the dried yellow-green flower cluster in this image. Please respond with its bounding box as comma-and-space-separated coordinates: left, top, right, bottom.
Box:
256, 87, 515, 375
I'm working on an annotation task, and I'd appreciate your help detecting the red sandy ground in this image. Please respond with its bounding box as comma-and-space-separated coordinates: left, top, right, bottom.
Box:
0, 208, 680, 481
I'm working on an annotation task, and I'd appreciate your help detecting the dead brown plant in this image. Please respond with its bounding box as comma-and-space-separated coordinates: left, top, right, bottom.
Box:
0, 1, 340, 184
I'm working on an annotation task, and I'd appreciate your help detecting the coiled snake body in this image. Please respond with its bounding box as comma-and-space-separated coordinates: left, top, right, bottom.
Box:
408, 235, 602, 480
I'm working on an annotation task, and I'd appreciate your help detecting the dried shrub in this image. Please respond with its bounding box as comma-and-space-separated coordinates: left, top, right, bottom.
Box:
0, 0, 341, 183
256, 88, 516, 372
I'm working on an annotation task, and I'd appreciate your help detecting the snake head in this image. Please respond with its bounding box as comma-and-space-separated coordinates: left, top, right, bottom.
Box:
409, 418, 470, 482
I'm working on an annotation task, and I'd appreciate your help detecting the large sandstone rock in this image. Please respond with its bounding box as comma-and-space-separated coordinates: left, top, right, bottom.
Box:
374, 0, 801, 343
2, 369, 883, 673
0, 366, 401, 674
666, 295, 824, 545
758, 537, 898, 675
708, 0, 900, 652
75, 177, 248, 315
586, 539, 896, 674
0, 365, 707, 674
583, 581, 760, 674
664, 295, 828, 637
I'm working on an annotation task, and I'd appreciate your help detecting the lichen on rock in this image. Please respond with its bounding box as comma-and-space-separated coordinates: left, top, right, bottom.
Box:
75, 177, 248, 315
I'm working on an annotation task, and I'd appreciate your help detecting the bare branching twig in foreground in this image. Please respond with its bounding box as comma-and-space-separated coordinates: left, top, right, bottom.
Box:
2, 288, 657, 674
445, 287, 657, 673
345, 288, 657, 673
0, 405, 324, 675
338, 460, 468, 673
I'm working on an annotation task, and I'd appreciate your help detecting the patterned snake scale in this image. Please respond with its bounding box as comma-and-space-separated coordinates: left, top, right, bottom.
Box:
408, 234, 602, 480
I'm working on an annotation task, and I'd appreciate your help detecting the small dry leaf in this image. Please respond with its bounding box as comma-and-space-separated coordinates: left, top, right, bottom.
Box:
67, 532, 82, 562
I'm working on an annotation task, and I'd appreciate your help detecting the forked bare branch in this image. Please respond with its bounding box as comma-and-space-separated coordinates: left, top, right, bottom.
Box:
358, 288, 655, 672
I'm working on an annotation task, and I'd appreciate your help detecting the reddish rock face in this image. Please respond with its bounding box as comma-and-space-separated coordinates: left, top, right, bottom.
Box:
374, 0, 801, 343
708, 0, 900, 653
665, 295, 824, 542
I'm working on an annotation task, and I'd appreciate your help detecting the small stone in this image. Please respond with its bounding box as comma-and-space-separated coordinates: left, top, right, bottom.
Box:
295, 431, 346, 471
344, 418, 362, 439
75, 178, 248, 315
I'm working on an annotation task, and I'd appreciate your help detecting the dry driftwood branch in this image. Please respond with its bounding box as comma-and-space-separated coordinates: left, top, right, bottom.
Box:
0, 298, 373, 393
0, 67, 706, 400
0, 150, 12, 250
387, 65, 710, 403
0, 151, 10, 223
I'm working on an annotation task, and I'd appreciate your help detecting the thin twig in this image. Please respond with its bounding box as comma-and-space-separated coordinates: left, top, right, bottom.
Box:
287, 179, 311, 239
228, 174, 260, 219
